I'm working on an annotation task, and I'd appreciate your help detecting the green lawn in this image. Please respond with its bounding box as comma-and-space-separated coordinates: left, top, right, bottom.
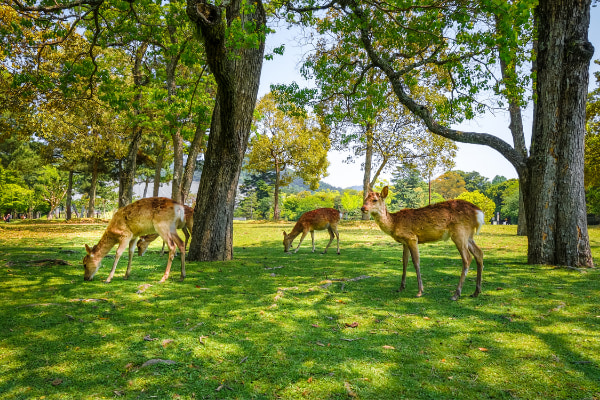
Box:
1, 220, 599, 399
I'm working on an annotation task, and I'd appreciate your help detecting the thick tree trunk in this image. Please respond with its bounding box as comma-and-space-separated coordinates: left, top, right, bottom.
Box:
525, 0, 594, 266
186, 0, 266, 261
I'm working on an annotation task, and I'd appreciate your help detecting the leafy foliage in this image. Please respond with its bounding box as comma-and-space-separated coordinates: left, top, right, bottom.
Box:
456, 191, 496, 223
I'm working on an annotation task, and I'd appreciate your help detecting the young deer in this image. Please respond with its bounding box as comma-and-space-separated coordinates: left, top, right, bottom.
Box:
361, 186, 484, 300
283, 208, 341, 254
137, 205, 193, 256
83, 197, 186, 283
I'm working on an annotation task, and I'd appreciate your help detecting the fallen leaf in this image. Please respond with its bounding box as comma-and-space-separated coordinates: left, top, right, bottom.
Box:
479, 347, 488, 352
382, 345, 395, 350
316, 342, 326, 347
51, 378, 63, 386
140, 359, 176, 368
162, 339, 174, 347
143, 335, 157, 341
307, 376, 313, 383
345, 322, 359, 328
344, 381, 357, 398
311, 324, 320, 328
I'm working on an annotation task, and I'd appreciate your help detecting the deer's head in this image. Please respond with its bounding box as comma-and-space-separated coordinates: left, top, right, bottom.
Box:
361, 186, 389, 216
83, 244, 101, 281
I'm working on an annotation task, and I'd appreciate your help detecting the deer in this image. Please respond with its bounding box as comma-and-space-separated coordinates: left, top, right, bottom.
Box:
83, 197, 186, 283
136, 205, 193, 256
283, 208, 341, 254
361, 186, 484, 300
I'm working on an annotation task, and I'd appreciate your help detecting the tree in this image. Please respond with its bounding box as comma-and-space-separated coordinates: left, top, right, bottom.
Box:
456, 191, 496, 224
245, 93, 330, 220
286, 0, 594, 267
432, 171, 467, 200
456, 171, 491, 194
339, 190, 363, 219
186, 0, 267, 261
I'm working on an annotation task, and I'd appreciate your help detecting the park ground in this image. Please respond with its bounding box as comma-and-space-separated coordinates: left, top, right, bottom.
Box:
0, 221, 599, 399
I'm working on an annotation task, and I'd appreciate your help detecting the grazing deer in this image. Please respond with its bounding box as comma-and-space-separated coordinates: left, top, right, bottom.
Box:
137, 205, 193, 256
361, 186, 484, 300
83, 197, 186, 283
283, 208, 341, 254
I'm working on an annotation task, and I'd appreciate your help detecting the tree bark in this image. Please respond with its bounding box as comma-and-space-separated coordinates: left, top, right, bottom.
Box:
525, 0, 594, 267
186, 0, 266, 261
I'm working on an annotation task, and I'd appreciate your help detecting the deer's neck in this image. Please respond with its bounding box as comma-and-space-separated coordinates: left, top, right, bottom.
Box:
371, 207, 396, 236
93, 231, 119, 259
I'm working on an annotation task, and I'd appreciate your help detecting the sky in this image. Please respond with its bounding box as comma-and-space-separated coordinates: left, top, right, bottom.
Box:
257, 7, 600, 189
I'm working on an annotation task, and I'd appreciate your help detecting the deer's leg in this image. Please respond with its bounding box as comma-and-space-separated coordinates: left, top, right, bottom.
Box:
174, 233, 186, 281
334, 226, 340, 255
322, 227, 335, 254
183, 227, 190, 251
399, 244, 409, 291
452, 239, 473, 301
310, 231, 316, 252
294, 231, 309, 253
124, 237, 139, 279
406, 241, 423, 297
468, 238, 484, 298
106, 239, 129, 283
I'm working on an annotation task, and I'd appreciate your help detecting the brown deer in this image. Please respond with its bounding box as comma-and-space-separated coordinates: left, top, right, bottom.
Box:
83, 197, 186, 283
361, 186, 484, 300
137, 205, 193, 256
283, 208, 341, 254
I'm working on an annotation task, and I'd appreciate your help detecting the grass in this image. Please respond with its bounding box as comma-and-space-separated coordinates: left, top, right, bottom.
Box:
0, 220, 599, 399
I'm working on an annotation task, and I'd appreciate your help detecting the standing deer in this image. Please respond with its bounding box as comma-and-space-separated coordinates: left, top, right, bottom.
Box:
283, 208, 341, 254
137, 205, 193, 256
361, 186, 484, 300
83, 197, 186, 283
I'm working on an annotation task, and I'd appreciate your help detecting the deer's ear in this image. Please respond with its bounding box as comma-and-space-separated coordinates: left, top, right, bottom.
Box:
85, 244, 92, 254
282, 231, 287, 237
381, 186, 389, 199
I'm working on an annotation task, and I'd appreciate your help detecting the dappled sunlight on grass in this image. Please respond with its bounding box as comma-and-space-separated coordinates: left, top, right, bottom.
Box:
1, 221, 599, 398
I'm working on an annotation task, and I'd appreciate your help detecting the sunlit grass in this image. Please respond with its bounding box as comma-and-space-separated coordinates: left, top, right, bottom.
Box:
0, 220, 599, 399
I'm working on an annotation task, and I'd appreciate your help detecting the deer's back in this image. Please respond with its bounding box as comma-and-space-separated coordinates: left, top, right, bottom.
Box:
295, 208, 340, 232
390, 200, 482, 243
109, 197, 183, 237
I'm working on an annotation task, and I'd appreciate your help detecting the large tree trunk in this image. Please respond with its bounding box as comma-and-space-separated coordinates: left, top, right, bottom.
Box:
186, 0, 266, 261
525, 0, 594, 266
